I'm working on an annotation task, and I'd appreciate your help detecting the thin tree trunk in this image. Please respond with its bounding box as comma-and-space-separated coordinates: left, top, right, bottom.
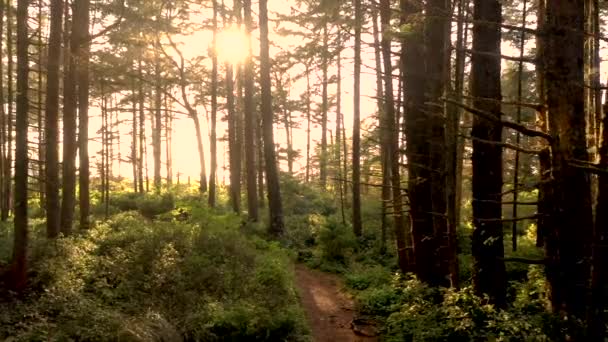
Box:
352, 0, 362, 238
12, 0, 28, 291
208, 0, 218, 207
137, 59, 145, 193
77, 0, 91, 230
60, 2, 78, 236
227, 63, 240, 213
3, 0, 13, 222
243, 0, 257, 221
320, 23, 329, 188
44, 0, 63, 238
259, 0, 284, 236
153, 36, 162, 193
373, 6, 389, 252
305, 64, 311, 184
165, 89, 172, 186
131, 83, 138, 192
382, 0, 410, 273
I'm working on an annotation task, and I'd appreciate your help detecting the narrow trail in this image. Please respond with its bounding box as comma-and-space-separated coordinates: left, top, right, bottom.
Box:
294, 264, 378, 342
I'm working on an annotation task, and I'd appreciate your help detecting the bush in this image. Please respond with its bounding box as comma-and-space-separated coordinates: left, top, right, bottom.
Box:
0, 210, 309, 341
317, 216, 356, 265
136, 193, 175, 219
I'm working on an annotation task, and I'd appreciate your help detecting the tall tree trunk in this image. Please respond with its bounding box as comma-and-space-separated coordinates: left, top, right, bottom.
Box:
470, 0, 506, 306
76, 0, 90, 230
402, 0, 432, 279
60, 2, 78, 236
320, 23, 329, 188
227, 64, 240, 213
0, 0, 5, 224
382, 0, 410, 273
243, 0, 257, 221
511, 0, 527, 252
259, 0, 284, 236
131, 84, 138, 192
305, 64, 311, 184
352, 0, 362, 238
544, 0, 593, 319
336, 37, 345, 224
44, 0, 63, 238
36, 1, 44, 210
164, 90, 172, 186
589, 80, 608, 341
137, 59, 145, 193
12, 0, 28, 291
208, 0, 218, 207
3, 0, 13, 222
425, 0, 457, 287
373, 5, 389, 252
153, 37, 162, 193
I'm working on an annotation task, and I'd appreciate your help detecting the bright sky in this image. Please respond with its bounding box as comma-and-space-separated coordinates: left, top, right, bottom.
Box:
84, 1, 607, 185
88, 0, 380, 184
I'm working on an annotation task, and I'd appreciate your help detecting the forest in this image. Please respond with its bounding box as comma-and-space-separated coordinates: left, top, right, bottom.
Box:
0, 0, 606, 340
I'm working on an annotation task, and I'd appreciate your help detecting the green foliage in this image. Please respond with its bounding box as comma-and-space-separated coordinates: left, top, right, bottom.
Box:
316, 216, 356, 265
0, 209, 309, 341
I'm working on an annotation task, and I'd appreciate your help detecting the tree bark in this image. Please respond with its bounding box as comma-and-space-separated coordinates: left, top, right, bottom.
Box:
12, 0, 28, 291
208, 0, 218, 207
382, 0, 410, 273
243, 0, 257, 221
544, 0, 593, 319
320, 23, 329, 188
60, 2, 78, 236
44, 0, 63, 238
76, 0, 91, 230
352, 0, 362, 238
2, 0, 13, 222
470, 0, 506, 306
259, 0, 284, 236
153, 36, 162, 193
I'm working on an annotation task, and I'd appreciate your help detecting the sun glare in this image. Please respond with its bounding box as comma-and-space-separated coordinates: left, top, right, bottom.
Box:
216, 26, 250, 65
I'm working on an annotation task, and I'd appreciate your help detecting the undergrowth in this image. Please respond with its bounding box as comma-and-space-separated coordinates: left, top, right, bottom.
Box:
0, 203, 309, 341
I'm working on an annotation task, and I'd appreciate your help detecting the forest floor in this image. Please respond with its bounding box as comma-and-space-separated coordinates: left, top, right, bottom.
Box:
294, 264, 378, 342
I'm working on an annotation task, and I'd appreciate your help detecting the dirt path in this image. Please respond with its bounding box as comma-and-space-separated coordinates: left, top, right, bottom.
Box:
294, 264, 378, 342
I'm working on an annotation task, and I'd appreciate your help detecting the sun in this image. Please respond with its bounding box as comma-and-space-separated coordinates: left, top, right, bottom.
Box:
216, 26, 250, 65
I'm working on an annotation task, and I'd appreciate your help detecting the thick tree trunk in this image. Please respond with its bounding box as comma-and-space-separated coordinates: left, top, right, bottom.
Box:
259, 0, 284, 236
352, 0, 362, 238
44, 0, 63, 238
544, 0, 593, 319
243, 0, 257, 221
425, 0, 457, 287
589, 85, 608, 341
402, 0, 432, 278
12, 0, 28, 291
470, 0, 506, 306
382, 0, 410, 273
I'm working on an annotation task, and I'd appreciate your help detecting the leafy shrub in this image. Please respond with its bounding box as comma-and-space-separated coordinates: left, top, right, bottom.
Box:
136, 193, 175, 219
0, 210, 309, 341
317, 216, 356, 264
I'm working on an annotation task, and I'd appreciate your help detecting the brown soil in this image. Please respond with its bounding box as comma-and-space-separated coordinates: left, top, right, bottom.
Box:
295, 264, 378, 342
